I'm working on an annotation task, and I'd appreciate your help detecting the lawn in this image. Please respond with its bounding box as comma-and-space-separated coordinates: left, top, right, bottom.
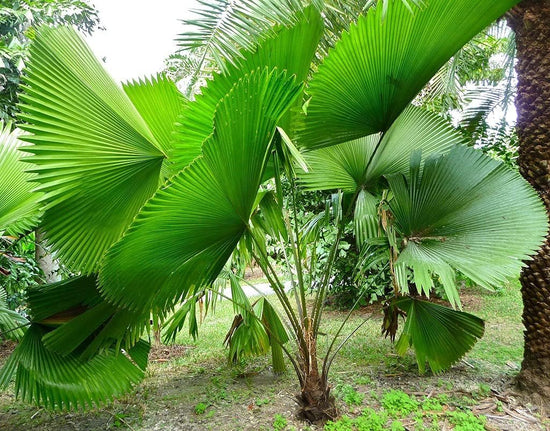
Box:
0, 281, 548, 430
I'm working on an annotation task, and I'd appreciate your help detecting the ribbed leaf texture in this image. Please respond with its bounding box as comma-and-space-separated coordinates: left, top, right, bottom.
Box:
388, 146, 548, 307
18, 26, 166, 273
100, 68, 302, 313
0, 286, 28, 341
301, 0, 520, 148
123, 75, 187, 177
27, 276, 147, 359
176, 0, 304, 71
395, 297, 484, 374
173, 6, 323, 172
300, 105, 463, 193
0, 325, 149, 410
0, 124, 42, 235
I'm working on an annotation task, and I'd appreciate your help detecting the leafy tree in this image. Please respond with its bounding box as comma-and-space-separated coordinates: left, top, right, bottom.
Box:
507, 0, 550, 403
0, 0, 546, 422
0, 0, 100, 122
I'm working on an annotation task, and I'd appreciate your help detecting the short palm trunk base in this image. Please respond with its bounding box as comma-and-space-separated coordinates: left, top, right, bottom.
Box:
295, 378, 338, 423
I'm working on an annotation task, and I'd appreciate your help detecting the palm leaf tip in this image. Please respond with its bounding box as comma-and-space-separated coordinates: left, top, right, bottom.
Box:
395, 297, 484, 374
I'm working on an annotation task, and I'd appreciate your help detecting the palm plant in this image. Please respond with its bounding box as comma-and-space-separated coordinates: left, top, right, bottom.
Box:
0, 0, 546, 422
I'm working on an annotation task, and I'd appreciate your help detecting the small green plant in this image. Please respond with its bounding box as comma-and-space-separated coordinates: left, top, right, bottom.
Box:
273, 414, 287, 431
355, 408, 388, 431
256, 397, 271, 406
194, 402, 208, 415
422, 397, 443, 412
448, 410, 486, 431
112, 413, 129, 428
390, 421, 405, 431
382, 390, 419, 417
476, 383, 491, 398
355, 376, 372, 385
336, 384, 365, 406
324, 415, 353, 431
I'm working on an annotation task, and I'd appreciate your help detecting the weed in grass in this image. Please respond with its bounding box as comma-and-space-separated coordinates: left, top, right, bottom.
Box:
448, 410, 486, 431
381, 390, 419, 417
355, 376, 372, 385
324, 415, 353, 431
272, 413, 287, 431
112, 413, 129, 428
458, 395, 477, 407
476, 383, 491, 399
194, 402, 208, 415
205, 410, 216, 419
436, 378, 453, 391
336, 384, 365, 406
421, 397, 443, 412
355, 408, 387, 430
390, 420, 405, 431
256, 397, 271, 406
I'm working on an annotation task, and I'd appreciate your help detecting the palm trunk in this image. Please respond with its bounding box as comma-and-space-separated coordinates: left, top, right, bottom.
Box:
294, 330, 337, 422
507, 0, 550, 401
35, 229, 61, 284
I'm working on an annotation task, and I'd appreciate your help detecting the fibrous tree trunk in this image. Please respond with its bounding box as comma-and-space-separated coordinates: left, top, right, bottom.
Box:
507, 0, 550, 402
294, 333, 337, 423
35, 229, 61, 284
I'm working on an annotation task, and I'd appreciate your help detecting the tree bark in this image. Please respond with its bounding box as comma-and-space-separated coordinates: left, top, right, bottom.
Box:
35, 229, 61, 284
507, 0, 550, 402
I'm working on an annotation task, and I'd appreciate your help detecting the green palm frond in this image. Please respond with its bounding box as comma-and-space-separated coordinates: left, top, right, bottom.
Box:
0, 124, 41, 236
18, 26, 167, 273
388, 146, 548, 307
0, 324, 149, 410
354, 190, 381, 247
301, 0, 519, 149
100, 68, 302, 313
176, 0, 304, 72
394, 297, 484, 374
300, 105, 463, 193
224, 294, 289, 373
173, 7, 323, 172
26, 276, 147, 360
0, 286, 28, 341
122, 75, 187, 176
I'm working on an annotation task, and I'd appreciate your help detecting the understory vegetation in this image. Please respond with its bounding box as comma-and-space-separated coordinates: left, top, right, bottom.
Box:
2, 282, 547, 430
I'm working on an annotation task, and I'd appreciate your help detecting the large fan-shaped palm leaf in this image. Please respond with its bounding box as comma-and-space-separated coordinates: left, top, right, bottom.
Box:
17, 27, 181, 273
0, 124, 42, 235
0, 324, 149, 410
388, 146, 548, 307
176, 0, 304, 72
394, 297, 485, 374
301, 0, 519, 149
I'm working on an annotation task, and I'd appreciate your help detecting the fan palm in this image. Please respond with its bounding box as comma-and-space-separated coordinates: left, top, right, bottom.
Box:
0, 0, 546, 422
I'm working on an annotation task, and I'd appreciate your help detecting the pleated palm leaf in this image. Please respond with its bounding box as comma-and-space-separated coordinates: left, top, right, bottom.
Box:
1, 0, 542, 420
0, 124, 42, 236
0, 124, 41, 343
